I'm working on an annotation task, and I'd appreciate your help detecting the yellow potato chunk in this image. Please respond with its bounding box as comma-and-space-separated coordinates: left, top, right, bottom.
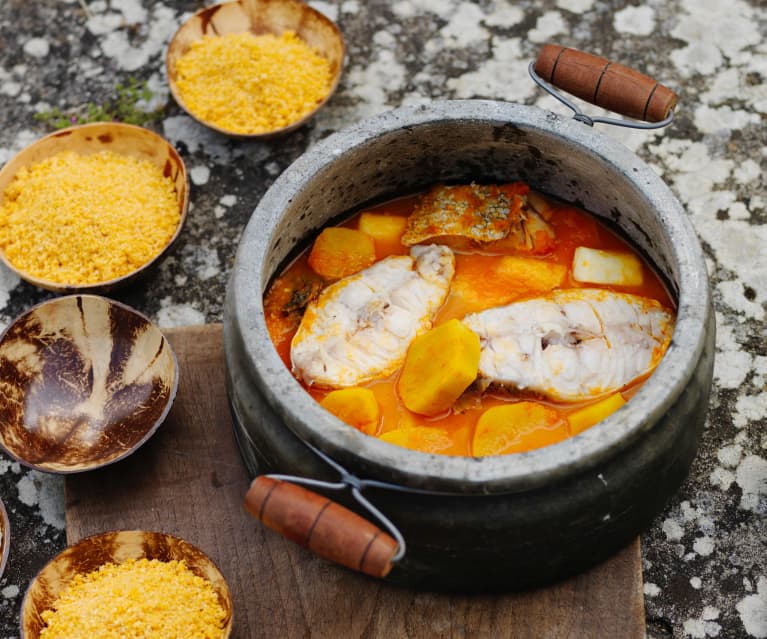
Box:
358, 212, 408, 257
320, 388, 381, 435
473, 402, 568, 456
568, 392, 626, 435
308, 227, 376, 280
379, 427, 454, 454
397, 319, 480, 416
495, 255, 567, 297
572, 247, 643, 286
443, 255, 567, 319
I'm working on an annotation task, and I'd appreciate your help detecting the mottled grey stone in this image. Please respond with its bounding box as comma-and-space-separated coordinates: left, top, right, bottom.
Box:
0, 0, 765, 636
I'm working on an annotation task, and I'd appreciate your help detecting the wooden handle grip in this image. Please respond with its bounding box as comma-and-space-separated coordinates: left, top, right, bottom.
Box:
244, 476, 398, 578
534, 44, 678, 122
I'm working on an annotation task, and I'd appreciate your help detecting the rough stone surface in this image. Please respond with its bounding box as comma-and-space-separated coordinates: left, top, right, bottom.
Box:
0, 0, 764, 637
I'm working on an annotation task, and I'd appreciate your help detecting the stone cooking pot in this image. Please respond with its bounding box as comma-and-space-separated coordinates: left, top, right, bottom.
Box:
224, 61, 715, 590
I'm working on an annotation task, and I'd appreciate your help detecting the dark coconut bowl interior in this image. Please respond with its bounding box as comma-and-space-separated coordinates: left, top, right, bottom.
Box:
0, 295, 178, 473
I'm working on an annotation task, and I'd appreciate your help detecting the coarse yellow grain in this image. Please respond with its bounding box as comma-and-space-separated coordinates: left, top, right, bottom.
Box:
174, 31, 333, 134
0, 150, 180, 285
39, 558, 227, 639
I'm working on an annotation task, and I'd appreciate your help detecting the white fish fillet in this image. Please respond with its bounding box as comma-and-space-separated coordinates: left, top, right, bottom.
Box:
462, 289, 675, 401
291, 244, 455, 388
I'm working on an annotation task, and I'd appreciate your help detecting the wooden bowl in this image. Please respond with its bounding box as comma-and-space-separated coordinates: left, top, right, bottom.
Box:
0, 497, 9, 580
0, 295, 178, 473
20, 530, 233, 639
166, 0, 345, 139
0, 122, 189, 293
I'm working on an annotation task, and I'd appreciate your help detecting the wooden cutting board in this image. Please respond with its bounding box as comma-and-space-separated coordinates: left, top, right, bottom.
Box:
65, 324, 646, 639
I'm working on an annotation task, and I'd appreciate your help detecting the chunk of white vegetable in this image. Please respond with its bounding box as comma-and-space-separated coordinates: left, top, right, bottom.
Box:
572, 247, 643, 286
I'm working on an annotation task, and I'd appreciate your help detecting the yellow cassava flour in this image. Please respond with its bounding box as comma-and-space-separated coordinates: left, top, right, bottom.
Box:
0, 150, 180, 285
39, 558, 227, 639
174, 31, 332, 134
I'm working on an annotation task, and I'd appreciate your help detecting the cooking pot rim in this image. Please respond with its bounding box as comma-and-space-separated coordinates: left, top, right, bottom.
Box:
227, 99, 711, 493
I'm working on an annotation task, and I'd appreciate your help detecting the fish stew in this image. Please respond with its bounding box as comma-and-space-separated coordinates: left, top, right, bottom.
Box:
263, 183, 675, 457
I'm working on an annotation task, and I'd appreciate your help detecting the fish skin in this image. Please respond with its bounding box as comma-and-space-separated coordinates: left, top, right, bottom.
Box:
401, 183, 553, 250
462, 289, 675, 402
291, 244, 455, 388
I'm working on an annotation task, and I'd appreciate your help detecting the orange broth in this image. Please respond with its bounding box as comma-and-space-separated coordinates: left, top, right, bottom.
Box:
264, 187, 675, 457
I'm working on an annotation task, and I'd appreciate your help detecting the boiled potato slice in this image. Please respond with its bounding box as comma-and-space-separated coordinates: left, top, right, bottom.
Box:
398, 319, 480, 416
358, 212, 408, 257
496, 255, 566, 288
320, 388, 381, 435
572, 246, 643, 286
308, 227, 376, 279
440, 255, 567, 320
568, 392, 626, 435
379, 427, 454, 454
473, 402, 568, 456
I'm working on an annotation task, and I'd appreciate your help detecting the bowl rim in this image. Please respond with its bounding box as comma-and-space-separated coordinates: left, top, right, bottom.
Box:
0, 496, 9, 580
0, 121, 189, 293
19, 529, 233, 639
228, 99, 712, 494
165, 0, 346, 140
0, 294, 180, 474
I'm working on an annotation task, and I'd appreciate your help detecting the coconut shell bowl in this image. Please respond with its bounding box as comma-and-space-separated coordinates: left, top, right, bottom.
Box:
0, 122, 188, 293
0, 295, 178, 473
20, 530, 233, 639
166, 0, 345, 138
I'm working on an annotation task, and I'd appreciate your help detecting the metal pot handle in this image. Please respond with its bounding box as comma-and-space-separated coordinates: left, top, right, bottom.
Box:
531, 44, 678, 129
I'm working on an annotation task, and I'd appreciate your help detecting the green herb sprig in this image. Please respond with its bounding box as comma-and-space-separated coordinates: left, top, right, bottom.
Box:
34, 77, 162, 129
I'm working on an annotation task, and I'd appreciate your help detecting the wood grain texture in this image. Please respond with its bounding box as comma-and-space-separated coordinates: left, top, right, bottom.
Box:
66, 324, 646, 639
534, 44, 678, 122
245, 476, 398, 578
